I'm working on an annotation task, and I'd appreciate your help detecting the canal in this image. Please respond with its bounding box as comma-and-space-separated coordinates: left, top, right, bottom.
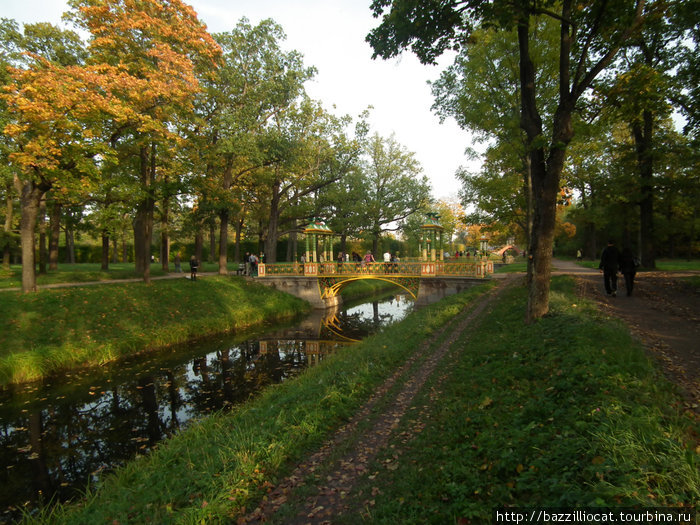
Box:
0, 290, 413, 522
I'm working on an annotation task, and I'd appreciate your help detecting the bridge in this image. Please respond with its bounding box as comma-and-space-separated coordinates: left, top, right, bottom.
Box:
257, 260, 494, 308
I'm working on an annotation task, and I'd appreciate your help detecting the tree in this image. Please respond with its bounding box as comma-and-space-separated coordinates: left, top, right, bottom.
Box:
368, 0, 649, 321
66, 0, 221, 283
198, 18, 314, 273
357, 133, 431, 254
431, 21, 560, 271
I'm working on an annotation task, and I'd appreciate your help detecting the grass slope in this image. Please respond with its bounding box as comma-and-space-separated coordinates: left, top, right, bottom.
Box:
0, 276, 308, 385
357, 277, 699, 523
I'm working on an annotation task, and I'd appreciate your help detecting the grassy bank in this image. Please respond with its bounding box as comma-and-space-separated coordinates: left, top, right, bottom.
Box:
338, 278, 406, 301
355, 277, 699, 522
26, 277, 699, 523
28, 283, 496, 524
0, 276, 309, 386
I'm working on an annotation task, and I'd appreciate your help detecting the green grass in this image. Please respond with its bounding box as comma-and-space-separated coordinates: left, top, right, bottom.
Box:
496, 261, 527, 273
0, 276, 309, 386
354, 277, 699, 523
0, 262, 242, 289
28, 283, 496, 524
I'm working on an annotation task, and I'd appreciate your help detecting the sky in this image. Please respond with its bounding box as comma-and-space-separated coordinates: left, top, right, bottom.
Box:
1, 0, 480, 201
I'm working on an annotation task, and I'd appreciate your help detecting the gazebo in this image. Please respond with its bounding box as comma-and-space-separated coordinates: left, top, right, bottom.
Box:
419, 212, 444, 262
303, 218, 333, 264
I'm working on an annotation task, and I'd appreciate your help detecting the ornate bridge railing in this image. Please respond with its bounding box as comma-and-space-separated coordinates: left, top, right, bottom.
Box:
257, 260, 493, 278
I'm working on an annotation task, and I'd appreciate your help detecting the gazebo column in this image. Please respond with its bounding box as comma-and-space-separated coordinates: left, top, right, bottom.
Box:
312, 233, 317, 263
305, 235, 310, 263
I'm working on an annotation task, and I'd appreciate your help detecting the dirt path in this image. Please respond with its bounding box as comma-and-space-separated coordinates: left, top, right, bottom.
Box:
238, 278, 514, 524
553, 259, 700, 410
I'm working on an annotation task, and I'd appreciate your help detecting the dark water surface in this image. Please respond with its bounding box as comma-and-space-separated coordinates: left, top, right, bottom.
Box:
0, 292, 413, 522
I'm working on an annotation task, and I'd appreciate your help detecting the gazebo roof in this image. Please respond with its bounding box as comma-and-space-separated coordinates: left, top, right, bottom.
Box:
303, 218, 333, 235
421, 212, 444, 230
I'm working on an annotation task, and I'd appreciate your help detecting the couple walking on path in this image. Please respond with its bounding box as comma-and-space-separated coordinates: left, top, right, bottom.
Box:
552, 256, 699, 409
597, 240, 638, 297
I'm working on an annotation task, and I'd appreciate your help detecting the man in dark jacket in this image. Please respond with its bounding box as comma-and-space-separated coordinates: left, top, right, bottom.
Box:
598, 240, 620, 296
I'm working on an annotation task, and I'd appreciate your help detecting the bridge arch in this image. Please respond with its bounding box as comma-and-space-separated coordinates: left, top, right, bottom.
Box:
319, 275, 419, 300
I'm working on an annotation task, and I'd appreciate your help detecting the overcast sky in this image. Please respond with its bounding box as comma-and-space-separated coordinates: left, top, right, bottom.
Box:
2, 0, 481, 201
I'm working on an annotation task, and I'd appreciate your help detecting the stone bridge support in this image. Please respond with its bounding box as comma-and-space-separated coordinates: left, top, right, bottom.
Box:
256, 276, 342, 309
255, 275, 485, 309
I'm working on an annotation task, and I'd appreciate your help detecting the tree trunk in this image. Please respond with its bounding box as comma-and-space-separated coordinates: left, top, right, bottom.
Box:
209, 218, 216, 264
101, 230, 110, 271
48, 201, 61, 270
14, 175, 48, 293
234, 214, 244, 263
134, 143, 155, 283
38, 197, 47, 275
264, 180, 282, 263
161, 192, 170, 272
633, 109, 655, 269
518, 13, 575, 322
218, 208, 229, 275
194, 227, 204, 265
65, 214, 75, 264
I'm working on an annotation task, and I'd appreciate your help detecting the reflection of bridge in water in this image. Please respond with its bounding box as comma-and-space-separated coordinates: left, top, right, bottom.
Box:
258, 295, 411, 365
257, 260, 494, 308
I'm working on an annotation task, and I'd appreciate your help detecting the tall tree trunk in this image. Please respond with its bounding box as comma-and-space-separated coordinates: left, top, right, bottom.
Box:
633, 109, 655, 269
38, 197, 47, 275
48, 201, 61, 270
101, 230, 110, 271
161, 194, 170, 272
218, 160, 233, 273
14, 175, 49, 293
134, 143, 155, 283
264, 180, 282, 263
519, 14, 575, 322
112, 237, 118, 263
218, 208, 229, 275
234, 214, 244, 263
64, 211, 75, 264
209, 218, 216, 264
287, 230, 298, 262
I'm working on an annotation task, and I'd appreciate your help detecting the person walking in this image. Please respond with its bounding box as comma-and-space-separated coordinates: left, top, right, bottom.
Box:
174, 253, 182, 273
189, 255, 199, 281
619, 247, 638, 296
598, 240, 620, 297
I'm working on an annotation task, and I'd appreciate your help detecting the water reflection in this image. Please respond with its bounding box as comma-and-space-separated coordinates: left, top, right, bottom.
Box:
0, 292, 412, 522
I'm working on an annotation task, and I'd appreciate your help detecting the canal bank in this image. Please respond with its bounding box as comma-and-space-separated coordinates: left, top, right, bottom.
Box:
11, 277, 699, 523
1, 286, 416, 519
0, 276, 310, 387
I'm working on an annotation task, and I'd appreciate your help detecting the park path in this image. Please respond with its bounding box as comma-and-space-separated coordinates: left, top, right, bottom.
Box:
552, 258, 700, 410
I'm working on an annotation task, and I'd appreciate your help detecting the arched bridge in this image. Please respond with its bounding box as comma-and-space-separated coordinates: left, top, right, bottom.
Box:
257, 260, 494, 308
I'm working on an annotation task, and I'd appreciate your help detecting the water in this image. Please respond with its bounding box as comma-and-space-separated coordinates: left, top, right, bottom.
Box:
0, 292, 413, 521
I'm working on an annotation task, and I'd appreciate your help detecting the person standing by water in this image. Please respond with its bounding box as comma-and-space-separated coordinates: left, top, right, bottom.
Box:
189, 255, 199, 281
598, 240, 620, 297
620, 247, 638, 296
